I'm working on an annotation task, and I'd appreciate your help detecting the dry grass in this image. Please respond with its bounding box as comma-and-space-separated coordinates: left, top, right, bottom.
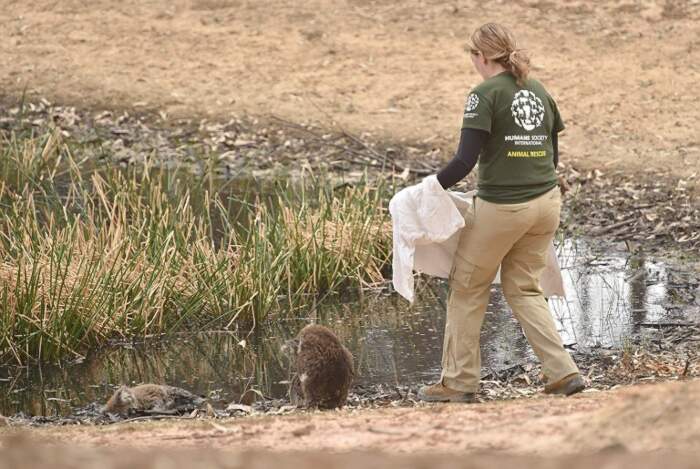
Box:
0, 130, 392, 365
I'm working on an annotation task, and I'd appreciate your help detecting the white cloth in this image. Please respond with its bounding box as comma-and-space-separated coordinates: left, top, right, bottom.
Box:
389, 175, 566, 303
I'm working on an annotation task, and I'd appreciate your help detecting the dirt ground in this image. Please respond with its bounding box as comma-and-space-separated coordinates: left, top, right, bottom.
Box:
1, 0, 699, 181
5, 379, 699, 456
1, 439, 699, 469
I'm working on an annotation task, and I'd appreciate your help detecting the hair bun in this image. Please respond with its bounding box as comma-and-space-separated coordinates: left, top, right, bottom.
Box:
471, 23, 530, 85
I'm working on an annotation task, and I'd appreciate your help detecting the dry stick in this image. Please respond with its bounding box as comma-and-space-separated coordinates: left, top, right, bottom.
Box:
112, 414, 196, 425
635, 323, 697, 328
303, 96, 388, 164
161, 433, 232, 441
367, 426, 408, 435
268, 114, 434, 176
681, 357, 691, 378
389, 354, 403, 400
268, 114, 373, 160
340, 129, 390, 163
593, 218, 637, 236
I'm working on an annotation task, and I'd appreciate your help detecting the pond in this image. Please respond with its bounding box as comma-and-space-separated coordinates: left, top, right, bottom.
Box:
1, 238, 697, 417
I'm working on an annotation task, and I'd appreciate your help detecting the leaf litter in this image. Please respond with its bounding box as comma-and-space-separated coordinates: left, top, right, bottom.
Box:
1, 98, 696, 252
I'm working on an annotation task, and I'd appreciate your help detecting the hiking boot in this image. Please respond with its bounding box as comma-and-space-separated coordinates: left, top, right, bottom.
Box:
544, 373, 586, 396
417, 382, 476, 403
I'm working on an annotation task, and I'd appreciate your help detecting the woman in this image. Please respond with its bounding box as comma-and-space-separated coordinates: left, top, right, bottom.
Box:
418, 23, 584, 402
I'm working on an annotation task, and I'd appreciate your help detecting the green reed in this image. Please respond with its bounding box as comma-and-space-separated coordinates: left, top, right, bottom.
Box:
0, 130, 392, 365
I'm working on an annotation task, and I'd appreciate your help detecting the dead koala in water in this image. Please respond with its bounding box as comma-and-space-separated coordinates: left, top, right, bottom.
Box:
104, 384, 206, 416
282, 324, 354, 410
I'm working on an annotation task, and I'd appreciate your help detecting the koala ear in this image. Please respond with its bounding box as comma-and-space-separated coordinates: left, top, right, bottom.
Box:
284, 338, 299, 352
116, 386, 133, 403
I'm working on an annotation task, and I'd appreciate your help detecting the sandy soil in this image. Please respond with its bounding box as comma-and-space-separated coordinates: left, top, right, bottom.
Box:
1, 0, 699, 181
7, 379, 700, 455
1, 439, 699, 469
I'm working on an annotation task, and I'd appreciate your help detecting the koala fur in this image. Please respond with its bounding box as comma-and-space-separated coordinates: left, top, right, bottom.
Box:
282, 324, 354, 410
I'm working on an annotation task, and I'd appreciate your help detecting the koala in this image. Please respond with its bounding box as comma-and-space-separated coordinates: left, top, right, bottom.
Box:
282, 324, 354, 410
104, 384, 205, 416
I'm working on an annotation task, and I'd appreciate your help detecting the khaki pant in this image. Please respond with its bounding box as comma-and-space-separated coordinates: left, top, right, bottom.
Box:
440, 187, 579, 392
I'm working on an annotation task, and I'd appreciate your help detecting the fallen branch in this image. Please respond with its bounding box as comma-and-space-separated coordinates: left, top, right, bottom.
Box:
636, 323, 697, 328
592, 218, 636, 236
112, 414, 196, 425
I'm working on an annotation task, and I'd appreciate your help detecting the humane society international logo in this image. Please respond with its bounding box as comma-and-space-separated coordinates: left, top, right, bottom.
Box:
464, 93, 479, 113
510, 90, 545, 131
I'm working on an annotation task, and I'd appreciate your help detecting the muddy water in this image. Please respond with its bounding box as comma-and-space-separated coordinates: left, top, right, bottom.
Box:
1, 239, 697, 417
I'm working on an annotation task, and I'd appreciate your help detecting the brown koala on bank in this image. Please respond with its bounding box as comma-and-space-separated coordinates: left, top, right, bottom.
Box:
104, 384, 205, 416
282, 324, 354, 409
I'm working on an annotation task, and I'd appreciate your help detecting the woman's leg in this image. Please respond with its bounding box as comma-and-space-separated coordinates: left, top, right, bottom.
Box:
499, 190, 579, 384
440, 259, 500, 392
439, 198, 522, 392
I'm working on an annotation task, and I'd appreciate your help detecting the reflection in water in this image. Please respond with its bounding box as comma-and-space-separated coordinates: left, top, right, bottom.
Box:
550, 239, 696, 348
0, 239, 697, 416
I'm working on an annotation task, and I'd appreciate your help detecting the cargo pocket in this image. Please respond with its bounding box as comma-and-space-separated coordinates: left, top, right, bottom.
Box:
448, 259, 476, 294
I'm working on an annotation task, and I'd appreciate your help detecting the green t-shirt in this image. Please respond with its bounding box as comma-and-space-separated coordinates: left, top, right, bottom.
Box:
462, 72, 564, 204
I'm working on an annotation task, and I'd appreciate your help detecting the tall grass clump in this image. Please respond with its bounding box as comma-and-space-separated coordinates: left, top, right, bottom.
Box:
0, 130, 392, 365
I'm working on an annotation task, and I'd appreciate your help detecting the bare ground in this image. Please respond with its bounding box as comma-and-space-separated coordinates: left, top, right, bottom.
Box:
1, 0, 699, 181
1, 437, 699, 469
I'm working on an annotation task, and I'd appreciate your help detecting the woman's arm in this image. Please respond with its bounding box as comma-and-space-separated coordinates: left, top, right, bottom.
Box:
552, 131, 570, 194
436, 128, 489, 189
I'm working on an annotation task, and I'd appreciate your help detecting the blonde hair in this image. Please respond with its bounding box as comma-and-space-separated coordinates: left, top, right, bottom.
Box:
469, 23, 530, 86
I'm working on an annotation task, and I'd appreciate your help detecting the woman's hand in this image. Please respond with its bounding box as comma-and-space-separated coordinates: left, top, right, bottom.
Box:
558, 174, 570, 195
